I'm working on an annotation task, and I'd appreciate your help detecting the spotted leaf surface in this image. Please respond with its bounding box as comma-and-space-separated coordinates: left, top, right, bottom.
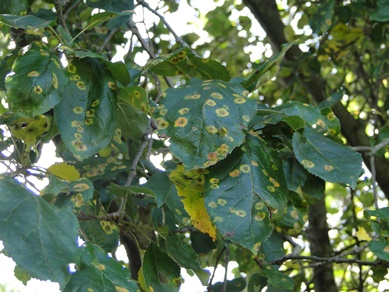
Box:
157, 79, 256, 170
54, 57, 117, 161
204, 132, 288, 254
6, 42, 67, 116
292, 126, 362, 188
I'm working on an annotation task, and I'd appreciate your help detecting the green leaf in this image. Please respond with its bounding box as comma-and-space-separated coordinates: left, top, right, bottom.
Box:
282, 158, 308, 191
248, 273, 267, 292
14, 265, 31, 286
0, 14, 54, 29
0, 177, 80, 287
143, 243, 181, 292
315, 108, 340, 136
370, 0, 389, 22
369, 238, 389, 261
157, 79, 256, 170
105, 61, 131, 86
165, 233, 201, 270
309, 0, 335, 34
292, 126, 362, 188
6, 42, 68, 116
54, 57, 117, 160
365, 207, 389, 223
109, 183, 156, 200
277, 101, 321, 126
209, 277, 247, 292
85, 0, 134, 12
204, 132, 288, 253
147, 47, 230, 81
0, 0, 28, 14
143, 170, 174, 208
47, 162, 81, 181
241, 43, 295, 92
64, 243, 138, 292
79, 220, 119, 253
260, 231, 285, 263
263, 265, 293, 290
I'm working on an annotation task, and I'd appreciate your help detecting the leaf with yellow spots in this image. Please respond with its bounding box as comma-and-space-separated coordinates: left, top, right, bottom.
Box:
64, 243, 138, 291
292, 126, 362, 189
204, 133, 288, 253
54, 57, 117, 160
157, 79, 256, 170
169, 164, 217, 241
48, 162, 81, 181
6, 42, 68, 116
356, 227, 371, 241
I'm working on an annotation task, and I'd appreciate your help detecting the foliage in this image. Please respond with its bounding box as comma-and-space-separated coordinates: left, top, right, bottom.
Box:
0, 0, 388, 291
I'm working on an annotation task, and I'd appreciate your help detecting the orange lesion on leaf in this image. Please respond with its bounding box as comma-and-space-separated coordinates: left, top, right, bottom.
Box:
178, 107, 189, 114
240, 164, 250, 173
205, 99, 217, 106
155, 118, 169, 129
229, 169, 241, 177
108, 81, 117, 90
215, 108, 229, 117
174, 117, 188, 127
211, 92, 223, 99
27, 71, 40, 77
269, 177, 280, 187
301, 159, 315, 168
77, 81, 86, 90
34, 85, 43, 94
324, 165, 334, 171
205, 125, 218, 134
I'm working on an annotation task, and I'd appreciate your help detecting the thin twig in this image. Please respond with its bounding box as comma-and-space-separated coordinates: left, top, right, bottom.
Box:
98, 29, 118, 53
63, 0, 82, 20
208, 246, 227, 291
55, 0, 71, 36
222, 246, 230, 292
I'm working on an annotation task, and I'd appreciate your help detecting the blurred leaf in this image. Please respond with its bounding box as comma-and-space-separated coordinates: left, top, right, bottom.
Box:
282, 158, 308, 191
85, 0, 134, 12
143, 243, 181, 292
14, 265, 31, 286
263, 264, 293, 290
157, 79, 256, 170
0, 177, 80, 287
170, 164, 217, 241
369, 238, 389, 261
356, 227, 371, 241
365, 207, 389, 222
0, 14, 54, 29
292, 126, 362, 188
0, 0, 28, 14
204, 132, 288, 253
370, 0, 389, 22
54, 57, 117, 160
248, 273, 268, 292
64, 243, 138, 292
209, 277, 246, 292
6, 42, 68, 116
309, 0, 335, 34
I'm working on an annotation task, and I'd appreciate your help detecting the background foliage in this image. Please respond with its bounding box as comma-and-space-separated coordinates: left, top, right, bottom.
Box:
0, 0, 388, 291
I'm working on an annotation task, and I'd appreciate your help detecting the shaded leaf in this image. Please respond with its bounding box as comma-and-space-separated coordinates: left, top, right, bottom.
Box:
0, 14, 54, 29
0, 177, 80, 287
170, 164, 217, 241
292, 126, 362, 188
209, 277, 246, 292
157, 79, 256, 170
263, 265, 293, 290
6, 42, 67, 116
369, 238, 389, 261
85, 0, 134, 12
260, 231, 285, 263
143, 170, 174, 208
204, 132, 288, 253
309, 0, 335, 34
0, 0, 28, 14
370, 0, 389, 22
54, 57, 117, 160
64, 243, 138, 292
79, 220, 119, 253
143, 243, 181, 292
365, 207, 389, 223
165, 233, 201, 270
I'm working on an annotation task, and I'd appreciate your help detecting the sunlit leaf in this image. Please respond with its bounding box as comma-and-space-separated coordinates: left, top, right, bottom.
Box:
48, 162, 81, 181
292, 126, 362, 188
204, 132, 288, 253
356, 227, 371, 241
6, 42, 68, 116
143, 243, 181, 292
157, 79, 256, 170
0, 177, 80, 287
54, 57, 117, 160
170, 164, 217, 241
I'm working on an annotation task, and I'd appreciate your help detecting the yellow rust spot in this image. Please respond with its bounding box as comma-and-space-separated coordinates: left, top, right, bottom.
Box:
254, 201, 265, 210
207, 152, 218, 161
218, 127, 228, 136
174, 117, 188, 127
100, 220, 116, 234
217, 83, 226, 88
40, 50, 50, 56
262, 169, 268, 176
184, 94, 201, 100
34, 85, 43, 94
234, 97, 246, 104
52, 73, 58, 89
214, 216, 224, 223
77, 127, 84, 133
115, 128, 121, 136
28, 71, 40, 77
211, 92, 223, 99
269, 177, 280, 187
70, 193, 84, 208
210, 184, 219, 189
159, 109, 167, 116
206, 125, 218, 134
272, 164, 278, 171
242, 115, 250, 122
327, 112, 336, 121
240, 164, 250, 173
229, 169, 240, 177
202, 58, 209, 63
235, 210, 247, 217
115, 286, 129, 292
72, 140, 87, 151
324, 165, 334, 171
302, 160, 315, 168
251, 160, 259, 167
85, 118, 94, 125
291, 209, 299, 219
86, 109, 95, 117
73, 107, 83, 114
91, 100, 100, 107
208, 202, 217, 208
215, 108, 229, 117
108, 81, 117, 90
217, 199, 227, 206
384, 246, 389, 253
155, 118, 169, 129
74, 133, 82, 140
77, 81, 86, 90
253, 242, 261, 253
267, 186, 275, 192
73, 183, 90, 192
242, 90, 249, 96
68, 64, 76, 73
177, 51, 187, 60
206, 99, 217, 106
71, 120, 83, 127
210, 178, 219, 184
69, 75, 80, 81
255, 212, 266, 221
178, 108, 189, 115
316, 119, 325, 127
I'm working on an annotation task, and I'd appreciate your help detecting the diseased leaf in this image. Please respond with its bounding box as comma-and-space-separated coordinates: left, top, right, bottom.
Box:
64, 243, 138, 292
157, 79, 256, 170
0, 177, 80, 287
292, 126, 362, 188
6, 42, 68, 116
54, 57, 117, 160
204, 132, 288, 253
79, 220, 119, 253
170, 164, 217, 241
309, 0, 335, 34
143, 243, 181, 292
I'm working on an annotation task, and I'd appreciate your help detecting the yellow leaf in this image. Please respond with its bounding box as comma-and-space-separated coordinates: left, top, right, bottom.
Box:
356, 227, 371, 241
47, 162, 80, 181
169, 164, 216, 241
